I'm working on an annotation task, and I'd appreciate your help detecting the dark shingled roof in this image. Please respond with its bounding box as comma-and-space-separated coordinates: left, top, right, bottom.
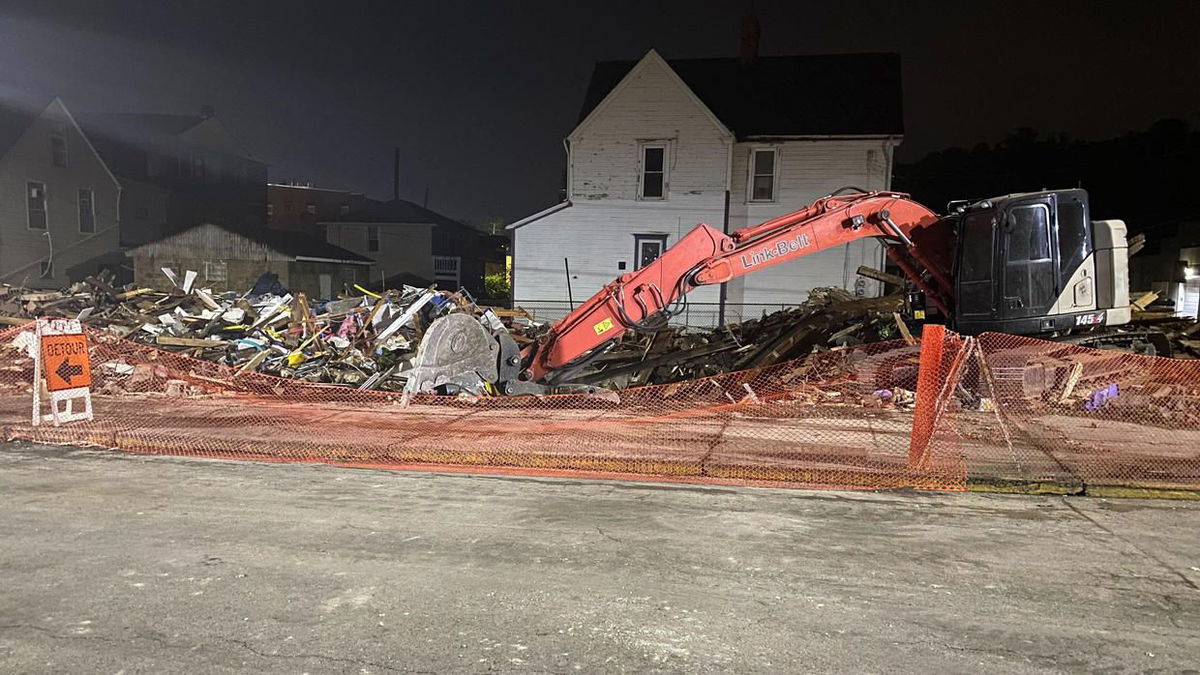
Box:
332, 198, 468, 229
578, 53, 903, 138
249, 226, 373, 263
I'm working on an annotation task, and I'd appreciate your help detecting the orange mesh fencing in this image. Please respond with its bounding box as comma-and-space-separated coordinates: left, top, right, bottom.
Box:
0, 322, 1196, 493
966, 332, 1200, 492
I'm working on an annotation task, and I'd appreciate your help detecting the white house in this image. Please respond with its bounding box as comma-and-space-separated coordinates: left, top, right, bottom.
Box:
508, 49, 905, 326
0, 94, 122, 288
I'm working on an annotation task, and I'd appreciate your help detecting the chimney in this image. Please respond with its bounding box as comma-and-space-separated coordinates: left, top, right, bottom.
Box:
393, 147, 400, 201
199, 104, 215, 119
740, 12, 760, 65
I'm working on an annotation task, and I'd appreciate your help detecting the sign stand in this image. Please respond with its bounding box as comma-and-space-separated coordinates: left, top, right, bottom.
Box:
31, 318, 93, 427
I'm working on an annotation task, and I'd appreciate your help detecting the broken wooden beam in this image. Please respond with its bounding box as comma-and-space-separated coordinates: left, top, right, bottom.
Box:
1128, 233, 1145, 257
1131, 291, 1159, 312
856, 266, 908, 288
156, 335, 226, 349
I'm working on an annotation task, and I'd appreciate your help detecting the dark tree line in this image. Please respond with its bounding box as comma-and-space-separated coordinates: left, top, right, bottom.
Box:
894, 119, 1199, 238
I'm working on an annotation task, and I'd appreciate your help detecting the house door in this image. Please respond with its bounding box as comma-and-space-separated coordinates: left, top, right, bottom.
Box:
319, 274, 332, 299
433, 256, 461, 289
1182, 278, 1200, 319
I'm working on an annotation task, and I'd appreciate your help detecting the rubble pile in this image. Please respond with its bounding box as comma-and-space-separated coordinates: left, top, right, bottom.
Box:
0, 269, 520, 392
1, 270, 917, 392
4, 269, 1195, 394
575, 288, 911, 389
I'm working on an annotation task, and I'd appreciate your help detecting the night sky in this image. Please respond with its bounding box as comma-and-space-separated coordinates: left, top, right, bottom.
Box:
1, 0, 1196, 224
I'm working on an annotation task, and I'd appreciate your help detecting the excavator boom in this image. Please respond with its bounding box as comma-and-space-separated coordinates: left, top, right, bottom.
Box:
519, 190, 950, 383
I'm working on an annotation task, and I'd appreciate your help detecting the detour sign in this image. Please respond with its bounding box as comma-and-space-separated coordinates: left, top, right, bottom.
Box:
40, 333, 92, 391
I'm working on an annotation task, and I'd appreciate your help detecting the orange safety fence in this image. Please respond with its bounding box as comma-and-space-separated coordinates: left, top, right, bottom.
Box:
0, 322, 1196, 493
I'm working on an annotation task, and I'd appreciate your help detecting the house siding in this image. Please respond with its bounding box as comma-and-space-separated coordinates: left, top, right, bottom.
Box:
723, 139, 896, 319
512, 52, 900, 327
570, 55, 730, 204
129, 223, 364, 297
322, 222, 434, 287
0, 100, 121, 288
514, 202, 726, 324
515, 55, 730, 324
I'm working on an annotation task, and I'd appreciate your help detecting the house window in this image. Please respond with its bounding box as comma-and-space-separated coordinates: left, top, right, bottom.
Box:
78, 188, 95, 233
316, 224, 328, 241
27, 182, 47, 230
51, 135, 68, 168
204, 260, 227, 283
305, 203, 316, 216
634, 234, 668, 269
639, 144, 667, 200
367, 226, 380, 252
339, 204, 350, 217
266, 203, 274, 218
749, 148, 777, 202
189, 154, 206, 181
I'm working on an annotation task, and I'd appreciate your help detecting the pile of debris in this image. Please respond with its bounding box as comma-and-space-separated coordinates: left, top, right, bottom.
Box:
1, 269, 529, 392
1127, 290, 1200, 357
1, 270, 911, 393
8, 267, 1192, 395
574, 287, 912, 389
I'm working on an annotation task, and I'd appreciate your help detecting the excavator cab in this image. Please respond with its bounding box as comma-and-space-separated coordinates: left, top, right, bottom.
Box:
949, 188, 1132, 336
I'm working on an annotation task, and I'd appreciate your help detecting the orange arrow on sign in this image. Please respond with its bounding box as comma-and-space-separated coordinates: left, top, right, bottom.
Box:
41, 333, 92, 392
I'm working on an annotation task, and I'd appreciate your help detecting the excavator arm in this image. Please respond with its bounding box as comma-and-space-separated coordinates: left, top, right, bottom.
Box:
519, 190, 952, 384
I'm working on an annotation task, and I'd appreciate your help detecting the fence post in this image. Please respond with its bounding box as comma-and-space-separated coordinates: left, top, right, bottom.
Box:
908, 324, 945, 468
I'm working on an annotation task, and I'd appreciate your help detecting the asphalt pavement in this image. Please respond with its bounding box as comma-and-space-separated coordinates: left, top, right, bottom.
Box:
1, 441, 1197, 672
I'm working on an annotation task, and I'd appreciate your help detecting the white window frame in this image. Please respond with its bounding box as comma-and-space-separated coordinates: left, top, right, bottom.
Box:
78, 187, 95, 234
204, 260, 227, 283
637, 142, 670, 201
747, 147, 779, 203
433, 255, 461, 288
27, 181, 47, 230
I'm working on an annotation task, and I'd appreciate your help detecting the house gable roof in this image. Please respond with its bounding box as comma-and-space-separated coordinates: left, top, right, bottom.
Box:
0, 91, 52, 157
570, 49, 731, 142
133, 223, 373, 265
0, 94, 121, 188
578, 52, 903, 138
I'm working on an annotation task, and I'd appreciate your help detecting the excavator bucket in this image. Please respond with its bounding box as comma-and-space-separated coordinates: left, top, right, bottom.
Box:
404, 313, 500, 395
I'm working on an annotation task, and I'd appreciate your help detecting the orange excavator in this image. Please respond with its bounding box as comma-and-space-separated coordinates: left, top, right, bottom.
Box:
407, 187, 1142, 395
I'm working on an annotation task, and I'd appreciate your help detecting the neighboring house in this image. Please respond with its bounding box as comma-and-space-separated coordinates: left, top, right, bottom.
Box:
508, 49, 904, 325
266, 183, 368, 232
127, 222, 371, 299
267, 183, 503, 297
0, 94, 122, 289
78, 108, 268, 247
